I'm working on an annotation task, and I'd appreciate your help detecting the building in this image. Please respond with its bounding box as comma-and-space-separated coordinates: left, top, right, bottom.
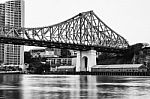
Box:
0, 0, 24, 66
0, 4, 5, 63
46, 57, 76, 72
69, 50, 77, 57
0, 4, 5, 26
91, 64, 147, 73
29, 48, 61, 58
46, 57, 76, 66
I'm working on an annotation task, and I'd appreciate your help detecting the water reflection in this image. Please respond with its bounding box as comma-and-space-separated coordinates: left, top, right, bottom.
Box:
21, 75, 98, 99
96, 76, 150, 99
0, 74, 21, 99
0, 75, 150, 99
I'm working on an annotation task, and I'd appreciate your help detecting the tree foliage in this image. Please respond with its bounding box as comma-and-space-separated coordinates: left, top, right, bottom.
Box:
97, 43, 147, 65
24, 52, 32, 63
60, 49, 71, 58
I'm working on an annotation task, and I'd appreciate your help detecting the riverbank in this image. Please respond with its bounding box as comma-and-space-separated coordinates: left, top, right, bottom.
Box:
41, 71, 150, 76
1, 70, 150, 76
0, 71, 24, 74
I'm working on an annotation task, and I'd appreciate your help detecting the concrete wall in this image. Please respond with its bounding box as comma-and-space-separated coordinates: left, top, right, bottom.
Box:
76, 50, 96, 72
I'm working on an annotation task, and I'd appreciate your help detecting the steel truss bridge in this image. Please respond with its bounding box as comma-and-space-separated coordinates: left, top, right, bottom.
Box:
0, 11, 129, 53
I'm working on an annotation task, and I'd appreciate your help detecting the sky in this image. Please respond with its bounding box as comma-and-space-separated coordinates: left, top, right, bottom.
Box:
1, 0, 150, 51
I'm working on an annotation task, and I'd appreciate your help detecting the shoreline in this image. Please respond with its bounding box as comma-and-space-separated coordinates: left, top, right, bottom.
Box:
0, 71, 24, 74
1, 71, 150, 76
41, 71, 150, 76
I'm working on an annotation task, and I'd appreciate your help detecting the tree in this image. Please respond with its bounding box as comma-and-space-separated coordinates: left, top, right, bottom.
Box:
60, 49, 71, 58
29, 62, 43, 74
24, 52, 32, 63
0, 60, 3, 66
96, 43, 148, 64
42, 63, 50, 72
122, 43, 147, 64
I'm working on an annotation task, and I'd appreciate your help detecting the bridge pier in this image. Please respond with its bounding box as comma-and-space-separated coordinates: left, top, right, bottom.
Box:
76, 50, 96, 72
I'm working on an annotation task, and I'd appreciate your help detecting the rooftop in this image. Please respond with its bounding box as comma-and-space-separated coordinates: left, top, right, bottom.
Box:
92, 64, 145, 69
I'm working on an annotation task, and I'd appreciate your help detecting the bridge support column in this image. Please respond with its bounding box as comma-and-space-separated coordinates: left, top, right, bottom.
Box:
76, 50, 96, 72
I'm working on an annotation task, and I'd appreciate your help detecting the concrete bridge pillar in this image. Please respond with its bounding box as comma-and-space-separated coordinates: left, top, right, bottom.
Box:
76, 50, 96, 72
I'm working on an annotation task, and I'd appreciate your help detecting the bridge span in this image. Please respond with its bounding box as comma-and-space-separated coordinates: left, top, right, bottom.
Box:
0, 11, 128, 53
0, 11, 129, 72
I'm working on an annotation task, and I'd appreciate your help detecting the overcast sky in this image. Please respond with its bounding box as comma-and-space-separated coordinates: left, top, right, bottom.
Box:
1, 0, 150, 50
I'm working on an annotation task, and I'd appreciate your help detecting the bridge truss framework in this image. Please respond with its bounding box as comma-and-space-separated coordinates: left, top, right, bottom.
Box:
0, 11, 129, 53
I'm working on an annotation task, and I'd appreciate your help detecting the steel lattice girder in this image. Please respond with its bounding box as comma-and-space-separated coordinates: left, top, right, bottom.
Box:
0, 11, 129, 53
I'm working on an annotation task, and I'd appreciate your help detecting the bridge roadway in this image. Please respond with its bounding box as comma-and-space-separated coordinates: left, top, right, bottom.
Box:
0, 11, 129, 53
0, 36, 127, 53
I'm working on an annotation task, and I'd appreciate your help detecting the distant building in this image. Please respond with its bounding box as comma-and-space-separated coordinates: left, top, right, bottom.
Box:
46, 57, 76, 66
29, 48, 61, 58
0, 4, 5, 26
91, 64, 147, 72
69, 50, 77, 57
0, 4, 5, 63
46, 57, 76, 72
0, 0, 24, 66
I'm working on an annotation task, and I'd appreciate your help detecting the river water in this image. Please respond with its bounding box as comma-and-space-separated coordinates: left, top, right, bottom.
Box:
0, 74, 150, 99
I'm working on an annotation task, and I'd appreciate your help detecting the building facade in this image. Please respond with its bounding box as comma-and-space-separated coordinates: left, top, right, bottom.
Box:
91, 64, 147, 72
29, 48, 61, 58
0, 4, 5, 26
46, 57, 76, 66
0, 0, 24, 66
0, 4, 5, 63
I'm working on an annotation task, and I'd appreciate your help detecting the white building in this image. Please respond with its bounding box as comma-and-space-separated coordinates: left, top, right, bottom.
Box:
0, 0, 24, 66
46, 57, 76, 66
29, 48, 61, 58
92, 64, 147, 72
0, 4, 5, 63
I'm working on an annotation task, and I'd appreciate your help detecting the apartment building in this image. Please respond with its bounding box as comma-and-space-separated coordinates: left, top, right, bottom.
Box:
0, 4, 5, 63
0, 0, 24, 66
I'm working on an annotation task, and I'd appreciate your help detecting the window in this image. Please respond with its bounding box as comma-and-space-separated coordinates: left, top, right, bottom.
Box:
68, 59, 72, 65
